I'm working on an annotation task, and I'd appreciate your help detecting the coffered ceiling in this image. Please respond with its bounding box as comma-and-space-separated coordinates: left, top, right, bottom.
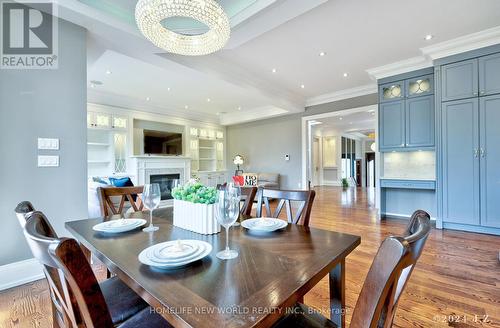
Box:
56, 0, 500, 125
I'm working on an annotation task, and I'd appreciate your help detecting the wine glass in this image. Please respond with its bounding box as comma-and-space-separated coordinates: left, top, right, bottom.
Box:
230, 182, 242, 226
215, 184, 240, 260
142, 183, 161, 232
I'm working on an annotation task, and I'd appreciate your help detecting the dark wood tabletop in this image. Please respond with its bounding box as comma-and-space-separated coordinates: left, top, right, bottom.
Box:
66, 210, 360, 328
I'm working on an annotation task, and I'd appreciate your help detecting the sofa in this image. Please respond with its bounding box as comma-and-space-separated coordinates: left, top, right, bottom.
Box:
240, 173, 279, 189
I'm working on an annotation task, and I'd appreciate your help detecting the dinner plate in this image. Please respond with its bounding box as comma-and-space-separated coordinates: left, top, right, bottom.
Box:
92, 219, 146, 233
152, 240, 199, 260
138, 240, 212, 269
241, 218, 288, 232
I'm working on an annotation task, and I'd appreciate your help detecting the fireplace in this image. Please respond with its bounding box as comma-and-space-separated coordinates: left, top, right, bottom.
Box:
149, 174, 181, 200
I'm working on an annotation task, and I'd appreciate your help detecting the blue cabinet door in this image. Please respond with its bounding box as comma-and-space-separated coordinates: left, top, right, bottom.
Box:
479, 95, 500, 228
379, 100, 405, 150
405, 95, 435, 148
441, 59, 478, 102
479, 53, 500, 97
442, 98, 480, 225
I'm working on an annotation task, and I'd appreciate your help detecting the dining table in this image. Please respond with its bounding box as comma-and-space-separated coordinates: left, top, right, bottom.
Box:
65, 209, 360, 328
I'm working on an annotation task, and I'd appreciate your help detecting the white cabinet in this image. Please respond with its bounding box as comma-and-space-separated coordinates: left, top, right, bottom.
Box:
88, 111, 128, 130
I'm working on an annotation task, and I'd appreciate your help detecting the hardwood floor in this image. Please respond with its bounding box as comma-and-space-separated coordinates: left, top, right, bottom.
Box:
1, 186, 499, 327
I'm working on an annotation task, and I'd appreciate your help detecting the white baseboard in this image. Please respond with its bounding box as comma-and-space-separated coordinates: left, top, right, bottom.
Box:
321, 181, 342, 186
0, 258, 44, 291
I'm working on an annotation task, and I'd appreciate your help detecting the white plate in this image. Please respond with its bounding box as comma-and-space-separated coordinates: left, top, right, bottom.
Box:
139, 240, 212, 269
152, 240, 199, 260
241, 218, 288, 232
93, 219, 146, 233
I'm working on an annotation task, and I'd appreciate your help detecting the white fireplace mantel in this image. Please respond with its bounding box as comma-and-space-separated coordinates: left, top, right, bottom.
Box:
130, 155, 191, 207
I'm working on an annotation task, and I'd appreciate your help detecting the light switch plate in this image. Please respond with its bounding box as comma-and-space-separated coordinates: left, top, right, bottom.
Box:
38, 138, 59, 150
38, 155, 59, 167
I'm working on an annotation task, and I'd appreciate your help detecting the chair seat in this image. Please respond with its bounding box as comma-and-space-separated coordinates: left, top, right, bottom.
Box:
119, 307, 173, 328
272, 303, 337, 328
100, 276, 148, 324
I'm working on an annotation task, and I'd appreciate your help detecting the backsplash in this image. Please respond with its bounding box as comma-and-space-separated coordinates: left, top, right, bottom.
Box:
382, 151, 436, 180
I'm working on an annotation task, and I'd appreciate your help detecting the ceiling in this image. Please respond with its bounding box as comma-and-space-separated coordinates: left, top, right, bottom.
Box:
57, 0, 500, 125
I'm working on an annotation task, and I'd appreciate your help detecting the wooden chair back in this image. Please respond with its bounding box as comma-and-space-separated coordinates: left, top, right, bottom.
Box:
350, 211, 431, 328
240, 186, 257, 216
98, 186, 144, 220
14, 201, 35, 227
256, 188, 316, 226
23, 212, 114, 328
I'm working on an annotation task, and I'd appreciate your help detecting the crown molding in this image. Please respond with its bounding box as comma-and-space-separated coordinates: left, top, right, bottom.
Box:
305, 84, 377, 107
366, 56, 433, 81
421, 25, 500, 60
220, 106, 289, 125
88, 89, 220, 125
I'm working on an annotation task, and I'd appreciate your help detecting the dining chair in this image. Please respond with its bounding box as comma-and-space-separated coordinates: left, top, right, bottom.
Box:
273, 210, 431, 328
98, 186, 145, 221
256, 188, 316, 226
240, 186, 257, 216
18, 209, 150, 327
14, 200, 35, 227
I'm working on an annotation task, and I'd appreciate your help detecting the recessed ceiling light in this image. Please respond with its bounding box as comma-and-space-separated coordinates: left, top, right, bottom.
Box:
105, 70, 112, 75
184, 105, 189, 109
343, 73, 348, 77
207, 98, 211, 102
339, 117, 343, 120
145, 97, 150, 101
425, 34, 433, 40
237, 106, 241, 110
300, 84, 305, 89
167, 87, 171, 91
319, 51, 326, 57
271, 68, 277, 73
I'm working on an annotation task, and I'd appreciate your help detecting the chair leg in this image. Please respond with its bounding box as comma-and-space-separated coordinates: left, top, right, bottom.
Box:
51, 301, 61, 328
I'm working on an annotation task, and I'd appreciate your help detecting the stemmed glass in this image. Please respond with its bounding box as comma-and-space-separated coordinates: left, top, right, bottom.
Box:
142, 183, 161, 232
215, 183, 241, 260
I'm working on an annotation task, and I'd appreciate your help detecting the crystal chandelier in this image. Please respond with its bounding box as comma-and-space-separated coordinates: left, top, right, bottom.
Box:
135, 0, 230, 56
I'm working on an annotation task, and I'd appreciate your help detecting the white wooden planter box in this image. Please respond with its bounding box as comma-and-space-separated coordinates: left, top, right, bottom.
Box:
173, 199, 220, 235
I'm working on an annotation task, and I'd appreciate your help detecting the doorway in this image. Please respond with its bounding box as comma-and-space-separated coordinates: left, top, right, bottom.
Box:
312, 137, 320, 186
366, 152, 376, 187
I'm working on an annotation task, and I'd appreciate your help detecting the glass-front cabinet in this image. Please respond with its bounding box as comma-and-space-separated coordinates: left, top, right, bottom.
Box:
378, 70, 435, 151
379, 81, 404, 103
406, 74, 434, 98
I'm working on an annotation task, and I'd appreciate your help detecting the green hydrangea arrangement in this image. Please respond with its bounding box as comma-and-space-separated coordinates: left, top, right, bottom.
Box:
171, 180, 217, 205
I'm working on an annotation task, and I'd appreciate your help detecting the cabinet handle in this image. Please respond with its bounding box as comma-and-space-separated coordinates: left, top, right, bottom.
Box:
473, 92, 478, 96
480, 91, 485, 95
480, 148, 486, 158
474, 148, 479, 158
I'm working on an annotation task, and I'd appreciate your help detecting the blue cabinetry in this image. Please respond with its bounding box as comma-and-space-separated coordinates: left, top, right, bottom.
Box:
441, 59, 478, 101
479, 95, 500, 228
438, 46, 500, 234
378, 72, 435, 151
379, 101, 405, 149
479, 53, 500, 96
405, 95, 435, 148
441, 99, 480, 225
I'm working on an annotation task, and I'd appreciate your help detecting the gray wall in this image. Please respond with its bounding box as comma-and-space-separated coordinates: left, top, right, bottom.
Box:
0, 19, 87, 265
226, 94, 377, 189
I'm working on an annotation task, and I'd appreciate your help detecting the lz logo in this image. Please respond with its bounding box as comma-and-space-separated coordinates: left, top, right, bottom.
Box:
2, 1, 53, 54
